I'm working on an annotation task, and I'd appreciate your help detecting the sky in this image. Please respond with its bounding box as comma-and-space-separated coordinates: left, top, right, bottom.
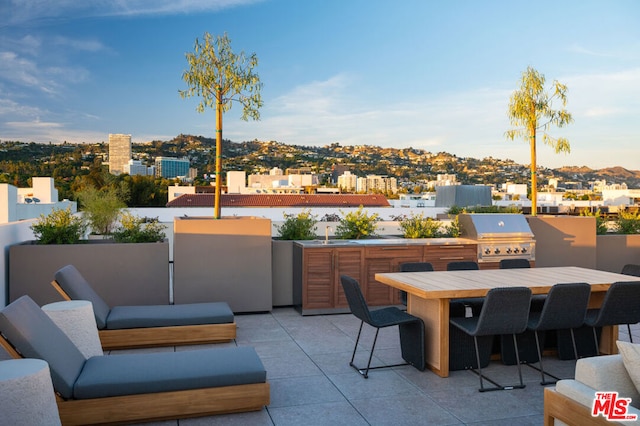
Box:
1, 0, 639, 171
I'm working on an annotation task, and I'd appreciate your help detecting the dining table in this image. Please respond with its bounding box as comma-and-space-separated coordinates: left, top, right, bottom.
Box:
375, 266, 639, 377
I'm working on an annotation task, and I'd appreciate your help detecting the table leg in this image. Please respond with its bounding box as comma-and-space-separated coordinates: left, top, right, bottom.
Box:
408, 295, 450, 377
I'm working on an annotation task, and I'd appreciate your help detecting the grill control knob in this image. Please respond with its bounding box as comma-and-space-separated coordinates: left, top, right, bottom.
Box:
521, 247, 527, 254
506, 248, 512, 254
514, 247, 520, 253
484, 248, 491, 255
494, 248, 500, 254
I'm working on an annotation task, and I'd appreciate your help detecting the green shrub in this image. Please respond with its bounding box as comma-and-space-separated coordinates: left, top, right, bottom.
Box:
613, 210, 640, 234
111, 212, 166, 243
77, 186, 126, 235
30, 207, 88, 244
335, 206, 380, 239
399, 213, 444, 238
276, 209, 318, 240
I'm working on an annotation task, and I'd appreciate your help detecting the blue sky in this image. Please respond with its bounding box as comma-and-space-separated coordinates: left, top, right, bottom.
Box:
1, 0, 639, 171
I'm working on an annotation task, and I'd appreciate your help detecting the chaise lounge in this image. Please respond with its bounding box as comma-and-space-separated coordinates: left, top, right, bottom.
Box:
51, 265, 236, 350
0, 295, 269, 425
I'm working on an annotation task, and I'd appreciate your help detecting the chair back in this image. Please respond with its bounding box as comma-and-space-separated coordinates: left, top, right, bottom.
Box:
54, 265, 111, 329
400, 262, 434, 272
590, 281, 640, 327
474, 287, 532, 336
534, 283, 591, 330
447, 261, 479, 271
499, 259, 531, 269
340, 275, 373, 324
0, 296, 87, 399
622, 264, 640, 278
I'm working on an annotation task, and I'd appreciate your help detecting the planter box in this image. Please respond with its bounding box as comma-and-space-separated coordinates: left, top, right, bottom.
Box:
9, 240, 170, 307
526, 216, 596, 268
173, 216, 272, 313
596, 234, 640, 273
272, 239, 294, 306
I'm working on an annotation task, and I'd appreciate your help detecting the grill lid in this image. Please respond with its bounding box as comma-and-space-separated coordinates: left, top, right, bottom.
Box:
458, 213, 534, 240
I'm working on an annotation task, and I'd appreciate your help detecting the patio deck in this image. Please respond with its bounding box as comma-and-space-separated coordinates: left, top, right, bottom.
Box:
99, 309, 638, 426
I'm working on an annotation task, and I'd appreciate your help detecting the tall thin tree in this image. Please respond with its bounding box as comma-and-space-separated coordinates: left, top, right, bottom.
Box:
506, 66, 573, 215
180, 32, 262, 218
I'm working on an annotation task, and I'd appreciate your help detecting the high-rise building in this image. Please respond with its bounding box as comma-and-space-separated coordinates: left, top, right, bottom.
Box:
108, 134, 132, 175
155, 157, 190, 178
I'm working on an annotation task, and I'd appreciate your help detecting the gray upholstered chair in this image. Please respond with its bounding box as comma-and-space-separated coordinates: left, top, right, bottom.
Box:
450, 287, 532, 392
52, 265, 236, 349
621, 264, 640, 277
0, 295, 269, 425
526, 282, 591, 385
585, 281, 640, 348
499, 258, 531, 269
340, 275, 425, 378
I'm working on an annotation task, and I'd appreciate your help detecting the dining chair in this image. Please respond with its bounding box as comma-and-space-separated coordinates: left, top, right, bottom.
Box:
447, 261, 482, 317
398, 262, 434, 306
622, 264, 640, 277
499, 258, 531, 269
340, 275, 425, 378
526, 282, 591, 385
450, 287, 532, 392
584, 281, 640, 349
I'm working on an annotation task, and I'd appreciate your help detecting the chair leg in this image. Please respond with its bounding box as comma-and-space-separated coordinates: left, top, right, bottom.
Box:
527, 331, 560, 385
512, 334, 526, 390
591, 327, 600, 356
349, 322, 408, 379
628, 324, 633, 343
471, 334, 526, 392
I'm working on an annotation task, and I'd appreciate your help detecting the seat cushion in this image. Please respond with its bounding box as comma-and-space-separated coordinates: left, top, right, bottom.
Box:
105, 302, 234, 329
0, 296, 86, 399
54, 265, 111, 330
617, 341, 640, 397
73, 346, 266, 399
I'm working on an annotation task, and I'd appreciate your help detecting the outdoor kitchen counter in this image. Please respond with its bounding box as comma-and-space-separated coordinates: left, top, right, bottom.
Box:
293, 238, 478, 315
294, 237, 478, 247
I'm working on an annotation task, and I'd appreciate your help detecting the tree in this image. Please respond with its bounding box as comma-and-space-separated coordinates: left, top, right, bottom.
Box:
506, 66, 573, 215
180, 32, 262, 218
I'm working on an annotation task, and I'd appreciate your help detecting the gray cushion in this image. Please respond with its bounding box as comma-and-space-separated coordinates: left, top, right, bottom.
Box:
0, 296, 86, 399
54, 265, 111, 330
73, 346, 266, 399
106, 302, 234, 329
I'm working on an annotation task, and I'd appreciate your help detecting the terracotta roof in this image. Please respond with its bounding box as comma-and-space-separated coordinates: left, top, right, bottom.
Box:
166, 193, 391, 208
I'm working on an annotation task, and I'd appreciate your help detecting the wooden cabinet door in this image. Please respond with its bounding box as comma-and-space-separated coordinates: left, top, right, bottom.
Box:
333, 248, 364, 308
364, 246, 423, 306
302, 249, 334, 310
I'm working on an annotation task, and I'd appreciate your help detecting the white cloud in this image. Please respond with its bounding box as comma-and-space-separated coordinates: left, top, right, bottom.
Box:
5, 0, 264, 25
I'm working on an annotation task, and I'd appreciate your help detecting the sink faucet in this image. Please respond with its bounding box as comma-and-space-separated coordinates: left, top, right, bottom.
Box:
324, 226, 332, 244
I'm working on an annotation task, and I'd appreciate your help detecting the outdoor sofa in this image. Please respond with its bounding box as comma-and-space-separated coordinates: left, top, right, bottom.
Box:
544, 341, 640, 425
0, 295, 269, 425
52, 264, 236, 350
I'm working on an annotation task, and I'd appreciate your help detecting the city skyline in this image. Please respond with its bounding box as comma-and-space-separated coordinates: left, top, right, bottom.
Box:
1, 1, 639, 171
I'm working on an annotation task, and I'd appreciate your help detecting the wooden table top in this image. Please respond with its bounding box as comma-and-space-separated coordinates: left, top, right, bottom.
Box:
375, 266, 639, 299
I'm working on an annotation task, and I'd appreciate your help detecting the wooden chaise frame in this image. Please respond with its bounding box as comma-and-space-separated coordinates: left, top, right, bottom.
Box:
544, 387, 616, 426
51, 280, 236, 350
0, 335, 269, 425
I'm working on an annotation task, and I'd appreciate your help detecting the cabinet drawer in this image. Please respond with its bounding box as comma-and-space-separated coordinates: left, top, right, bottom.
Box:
365, 245, 423, 258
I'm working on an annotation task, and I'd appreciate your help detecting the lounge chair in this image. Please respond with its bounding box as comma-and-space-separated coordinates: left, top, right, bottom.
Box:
51, 264, 236, 350
0, 295, 269, 425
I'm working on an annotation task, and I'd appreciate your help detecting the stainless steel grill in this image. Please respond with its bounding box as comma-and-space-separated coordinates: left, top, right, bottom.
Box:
458, 213, 535, 264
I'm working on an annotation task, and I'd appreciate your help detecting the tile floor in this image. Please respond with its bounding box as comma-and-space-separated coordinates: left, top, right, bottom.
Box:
114, 307, 640, 426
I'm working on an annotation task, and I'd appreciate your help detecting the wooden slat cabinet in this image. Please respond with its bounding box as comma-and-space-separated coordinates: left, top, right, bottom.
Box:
363, 246, 424, 305
293, 244, 364, 314
423, 243, 477, 270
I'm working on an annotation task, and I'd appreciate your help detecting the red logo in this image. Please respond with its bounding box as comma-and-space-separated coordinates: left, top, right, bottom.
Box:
592, 392, 638, 421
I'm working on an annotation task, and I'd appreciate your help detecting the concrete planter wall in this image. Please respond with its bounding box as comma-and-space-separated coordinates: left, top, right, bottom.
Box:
596, 234, 640, 273
526, 216, 596, 268
173, 216, 272, 313
9, 240, 170, 307
272, 239, 294, 306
